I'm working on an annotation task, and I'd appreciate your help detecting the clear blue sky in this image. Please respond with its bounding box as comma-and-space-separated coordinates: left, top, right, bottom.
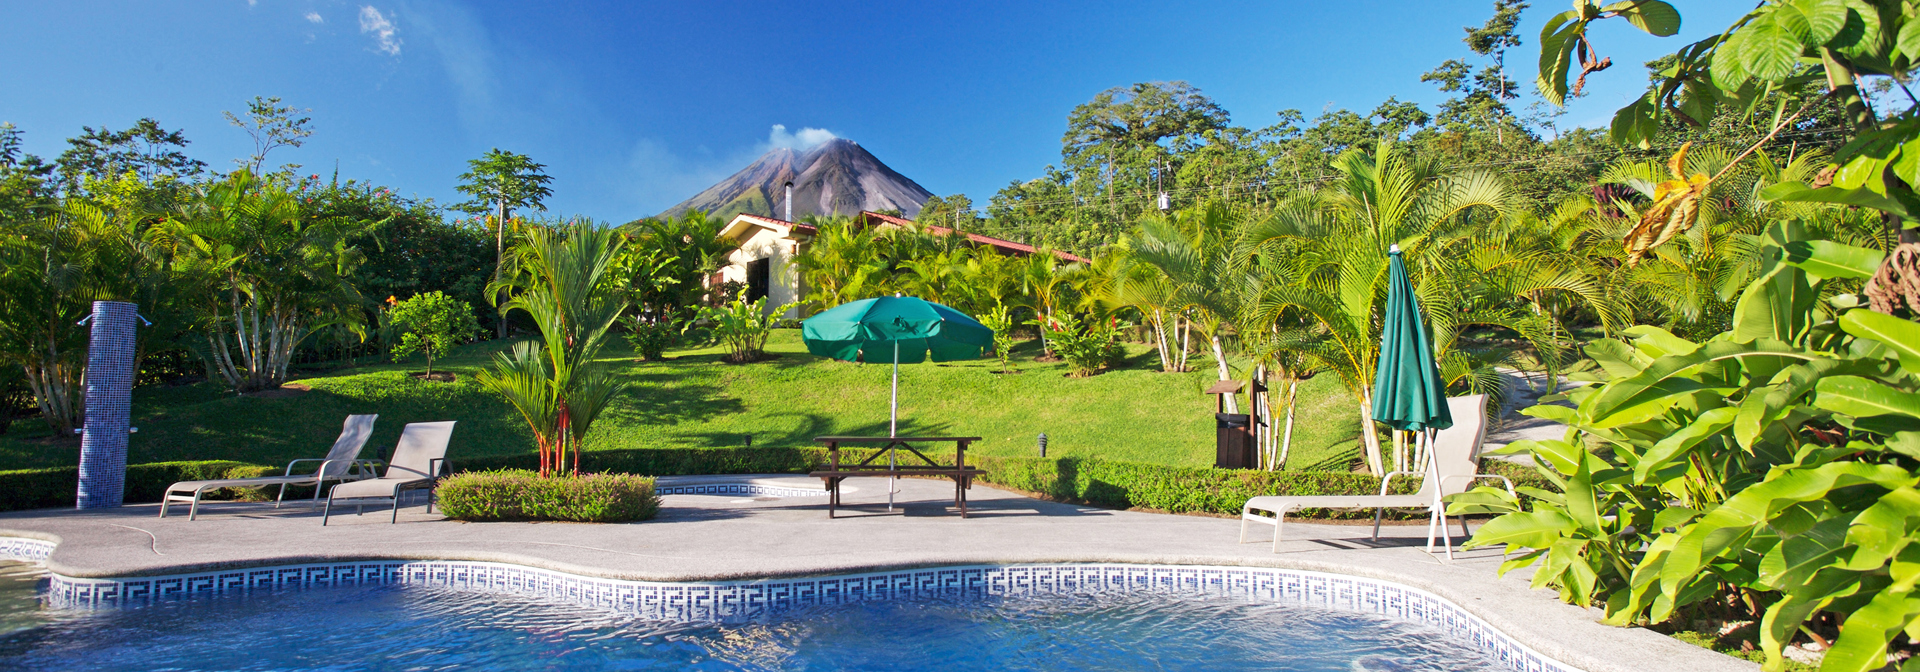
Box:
1, 1, 1749, 222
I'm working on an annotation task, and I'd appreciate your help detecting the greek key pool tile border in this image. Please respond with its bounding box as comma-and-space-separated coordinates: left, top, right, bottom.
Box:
0, 538, 53, 562
10, 537, 1569, 672
655, 483, 826, 498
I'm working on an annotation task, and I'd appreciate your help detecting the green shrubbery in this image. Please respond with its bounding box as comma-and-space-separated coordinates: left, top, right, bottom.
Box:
622, 317, 681, 361
0, 445, 1516, 523
453, 445, 819, 475
698, 296, 778, 363
437, 469, 659, 522
1041, 314, 1123, 377
0, 460, 277, 512
974, 455, 1421, 518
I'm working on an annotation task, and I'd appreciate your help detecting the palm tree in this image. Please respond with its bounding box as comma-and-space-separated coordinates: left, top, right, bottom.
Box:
1242, 140, 1517, 475
479, 218, 629, 476
156, 170, 369, 392
1125, 202, 1247, 410
617, 210, 739, 323
792, 216, 888, 311
1017, 250, 1083, 357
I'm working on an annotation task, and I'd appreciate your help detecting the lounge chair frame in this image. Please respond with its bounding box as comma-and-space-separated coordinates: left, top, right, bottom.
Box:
321, 421, 455, 525
159, 415, 380, 520
1237, 395, 1514, 558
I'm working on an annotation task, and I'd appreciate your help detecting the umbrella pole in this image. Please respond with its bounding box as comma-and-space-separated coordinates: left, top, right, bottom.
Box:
1424, 427, 1454, 560
889, 341, 899, 511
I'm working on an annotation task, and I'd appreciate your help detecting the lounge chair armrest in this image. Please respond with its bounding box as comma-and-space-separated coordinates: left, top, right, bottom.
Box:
1466, 474, 1516, 496
284, 458, 328, 477
1378, 471, 1417, 496
348, 459, 384, 479
428, 458, 447, 479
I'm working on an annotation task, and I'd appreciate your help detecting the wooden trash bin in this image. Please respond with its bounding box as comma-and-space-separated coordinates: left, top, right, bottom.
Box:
1215, 413, 1255, 468
1205, 380, 1259, 469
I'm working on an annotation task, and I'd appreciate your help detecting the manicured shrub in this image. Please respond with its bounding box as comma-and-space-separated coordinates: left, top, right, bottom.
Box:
386, 290, 481, 378
452, 446, 820, 476
1042, 314, 1123, 376
437, 469, 660, 522
622, 316, 681, 361
971, 455, 1420, 519
0, 460, 278, 512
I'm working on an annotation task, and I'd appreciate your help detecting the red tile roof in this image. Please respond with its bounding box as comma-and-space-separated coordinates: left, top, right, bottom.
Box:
731, 213, 816, 234
858, 211, 1088, 262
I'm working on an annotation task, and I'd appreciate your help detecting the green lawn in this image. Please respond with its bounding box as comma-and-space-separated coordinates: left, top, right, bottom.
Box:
0, 330, 1361, 472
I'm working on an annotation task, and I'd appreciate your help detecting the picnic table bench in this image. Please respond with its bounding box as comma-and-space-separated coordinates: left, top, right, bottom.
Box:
809, 436, 983, 518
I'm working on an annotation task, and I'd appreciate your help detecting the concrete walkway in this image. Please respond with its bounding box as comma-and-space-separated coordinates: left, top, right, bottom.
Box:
0, 475, 1751, 672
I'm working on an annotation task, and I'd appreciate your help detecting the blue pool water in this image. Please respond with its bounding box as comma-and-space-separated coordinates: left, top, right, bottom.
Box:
0, 564, 1504, 671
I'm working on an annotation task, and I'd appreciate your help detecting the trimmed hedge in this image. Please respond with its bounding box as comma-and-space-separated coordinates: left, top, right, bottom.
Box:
0, 446, 1557, 519
437, 469, 660, 522
0, 460, 278, 512
969, 455, 1419, 518
453, 446, 819, 476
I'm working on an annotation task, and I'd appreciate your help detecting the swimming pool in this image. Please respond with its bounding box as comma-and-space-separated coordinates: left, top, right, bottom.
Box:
1, 567, 1501, 671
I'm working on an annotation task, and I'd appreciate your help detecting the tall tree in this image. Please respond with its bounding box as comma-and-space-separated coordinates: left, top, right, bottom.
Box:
160, 170, 373, 392
55, 119, 206, 192
1421, 0, 1532, 148
0, 124, 55, 221
916, 193, 979, 230
455, 149, 554, 337
1063, 81, 1230, 222
223, 96, 313, 174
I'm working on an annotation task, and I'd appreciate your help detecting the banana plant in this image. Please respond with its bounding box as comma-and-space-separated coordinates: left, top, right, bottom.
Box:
1451, 224, 1920, 671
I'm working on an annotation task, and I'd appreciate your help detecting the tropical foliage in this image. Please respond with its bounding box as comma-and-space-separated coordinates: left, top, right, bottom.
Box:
386, 291, 480, 378
1446, 2, 1920, 670
477, 219, 629, 477
698, 297, 779, 364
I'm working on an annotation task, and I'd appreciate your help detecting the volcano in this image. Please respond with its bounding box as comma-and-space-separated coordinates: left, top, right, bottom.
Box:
657, 138, 932, 221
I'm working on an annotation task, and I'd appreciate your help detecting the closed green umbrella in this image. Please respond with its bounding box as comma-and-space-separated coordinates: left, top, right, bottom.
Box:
1370, 245, 1452, 434
802, 295, 994, 510
1369, 244, 1456, 557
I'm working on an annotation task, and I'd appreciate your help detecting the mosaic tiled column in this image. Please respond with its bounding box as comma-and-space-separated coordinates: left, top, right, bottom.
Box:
76, 301, 138, 509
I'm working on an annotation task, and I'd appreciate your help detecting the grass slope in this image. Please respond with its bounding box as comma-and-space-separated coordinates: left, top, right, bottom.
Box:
0, 331, 1360, 472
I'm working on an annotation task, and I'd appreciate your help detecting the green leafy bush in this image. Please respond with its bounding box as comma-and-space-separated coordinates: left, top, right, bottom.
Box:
980, 304, 1018, 373
698, 296, 779, 363
437, 469, 659, 522
622, 316, 681, 361
0, 460, 277, 512
1043, 314, 1123, 377
1449, 227, 1920, 671
387, 290, 480, 378
976, 455, 1420, 518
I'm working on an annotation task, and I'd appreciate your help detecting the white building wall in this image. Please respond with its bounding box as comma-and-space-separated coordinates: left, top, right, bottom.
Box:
720, 226, 803, 318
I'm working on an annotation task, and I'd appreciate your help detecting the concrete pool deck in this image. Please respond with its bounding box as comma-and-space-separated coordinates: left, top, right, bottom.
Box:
0, 475, 1752, 672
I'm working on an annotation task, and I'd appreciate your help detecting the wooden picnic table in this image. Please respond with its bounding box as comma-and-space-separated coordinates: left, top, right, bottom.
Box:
809, 436, 984, 518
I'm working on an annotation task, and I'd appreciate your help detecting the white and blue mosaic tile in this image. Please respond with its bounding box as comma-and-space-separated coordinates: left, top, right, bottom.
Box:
654, 483, 826, 498
7, 534, 1572, 672
0, 537, 54, 562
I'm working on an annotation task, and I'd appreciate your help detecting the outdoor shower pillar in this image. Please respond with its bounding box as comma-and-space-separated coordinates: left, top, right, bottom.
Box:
76, 301, 138, 509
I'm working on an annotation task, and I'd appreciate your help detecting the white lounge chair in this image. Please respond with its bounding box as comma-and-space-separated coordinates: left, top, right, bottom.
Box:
1238, 395, 1513, 556
322, 421, 455, 525
160, 414, 382, 520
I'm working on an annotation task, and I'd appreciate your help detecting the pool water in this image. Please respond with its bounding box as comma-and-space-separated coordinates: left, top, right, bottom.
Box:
0, 565, 1504, 671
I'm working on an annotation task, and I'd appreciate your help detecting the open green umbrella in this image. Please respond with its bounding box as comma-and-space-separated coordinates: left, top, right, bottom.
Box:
802, 295, 994, 510
1369, 244, 1456, 557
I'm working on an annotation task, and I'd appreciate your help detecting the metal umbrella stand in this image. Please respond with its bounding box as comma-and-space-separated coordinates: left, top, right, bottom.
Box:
802, 295, 995, 512
1369, 245, 1457, 558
